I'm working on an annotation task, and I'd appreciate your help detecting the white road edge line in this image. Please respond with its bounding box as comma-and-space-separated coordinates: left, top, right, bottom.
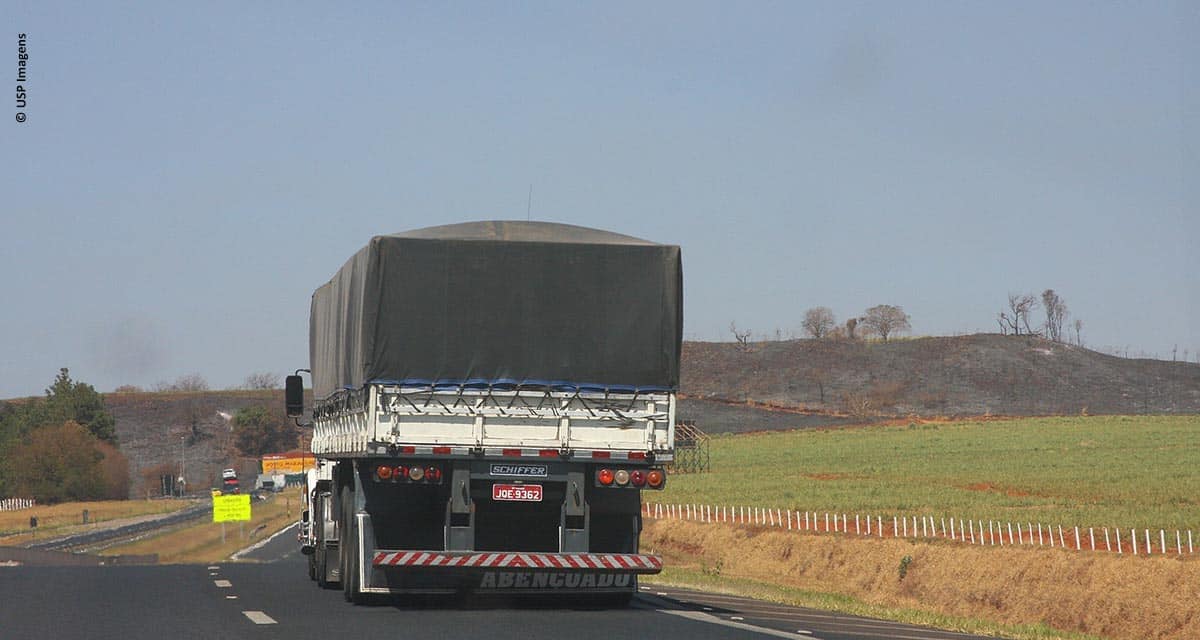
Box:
230, 522, 298, 560
242, 611, 277, 625
657, 609, 821, 640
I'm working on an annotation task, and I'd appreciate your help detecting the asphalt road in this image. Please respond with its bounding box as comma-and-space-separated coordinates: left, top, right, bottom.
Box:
0, 525, 998, 640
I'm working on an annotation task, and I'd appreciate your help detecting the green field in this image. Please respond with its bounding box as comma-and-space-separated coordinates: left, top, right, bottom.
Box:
657, 415, 1200, 531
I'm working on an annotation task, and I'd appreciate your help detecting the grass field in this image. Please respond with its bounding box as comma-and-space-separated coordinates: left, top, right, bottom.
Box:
0, 499, 193, 544
658, 415, 1200, 531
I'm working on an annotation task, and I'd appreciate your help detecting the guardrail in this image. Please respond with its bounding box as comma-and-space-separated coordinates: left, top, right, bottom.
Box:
644, 502, 1197, 557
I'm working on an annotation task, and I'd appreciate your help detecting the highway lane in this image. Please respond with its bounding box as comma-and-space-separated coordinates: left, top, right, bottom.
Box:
0, 527, 1000, 640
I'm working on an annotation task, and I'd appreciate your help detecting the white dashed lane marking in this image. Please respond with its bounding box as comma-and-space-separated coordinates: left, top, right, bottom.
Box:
242, 611, 277, 625
213, 579, 232, 588
657, 609, 820, 639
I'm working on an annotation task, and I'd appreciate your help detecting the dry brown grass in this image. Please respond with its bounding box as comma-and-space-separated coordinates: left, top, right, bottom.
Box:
0, 499, 191, 545
101, 492, 298, 563
644, 520, 1199, 640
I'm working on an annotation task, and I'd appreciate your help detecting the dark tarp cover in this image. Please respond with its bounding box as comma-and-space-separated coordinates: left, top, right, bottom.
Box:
309, 221, 682, 399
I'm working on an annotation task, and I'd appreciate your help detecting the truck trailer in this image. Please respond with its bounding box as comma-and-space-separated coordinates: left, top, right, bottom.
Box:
287, 221, 681, 604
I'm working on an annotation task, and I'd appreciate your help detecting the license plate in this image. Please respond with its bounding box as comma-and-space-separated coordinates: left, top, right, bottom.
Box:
492, 483, 543, 502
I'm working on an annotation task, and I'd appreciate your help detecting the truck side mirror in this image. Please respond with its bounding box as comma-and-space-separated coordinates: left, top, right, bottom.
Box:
285, 375, 305, 417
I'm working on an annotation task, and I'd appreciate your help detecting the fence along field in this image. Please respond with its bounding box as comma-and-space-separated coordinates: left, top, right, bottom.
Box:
645, 502, 1196, 556
0, 498, 36, 511
658, 415, 1200, 533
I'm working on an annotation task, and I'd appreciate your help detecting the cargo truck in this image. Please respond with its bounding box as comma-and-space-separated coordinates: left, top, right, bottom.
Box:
286, 221, 681, 604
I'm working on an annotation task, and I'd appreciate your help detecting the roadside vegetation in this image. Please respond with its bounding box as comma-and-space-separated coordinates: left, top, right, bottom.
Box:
658, 415, 1200, 531
0, 369, 128, 502
643, 519, 1194, 640
101, 492, 297, 563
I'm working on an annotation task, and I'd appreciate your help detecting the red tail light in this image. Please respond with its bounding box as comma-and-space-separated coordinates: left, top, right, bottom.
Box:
425, 466, 442, 483
376, 465, 393, 480
597, 468, 614, 486
630, 470, 646, 487
395, 466, 409, 481
646, 469, 665, 489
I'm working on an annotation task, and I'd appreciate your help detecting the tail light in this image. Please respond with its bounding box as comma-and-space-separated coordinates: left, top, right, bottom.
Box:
395, 465, 409, 481
425, 466, 442, 483
408, 466, 425, 482
375, 465, 393, 481
613, 469, 630, 486
597, 468, 614, 486
646, 469, 665, 489
629, 470, 646, 487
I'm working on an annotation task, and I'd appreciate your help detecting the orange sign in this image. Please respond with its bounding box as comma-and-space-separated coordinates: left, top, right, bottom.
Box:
261, 454, 316, 475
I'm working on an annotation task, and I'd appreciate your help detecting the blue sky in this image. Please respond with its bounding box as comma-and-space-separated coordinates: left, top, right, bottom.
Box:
2, 2, 1196, 398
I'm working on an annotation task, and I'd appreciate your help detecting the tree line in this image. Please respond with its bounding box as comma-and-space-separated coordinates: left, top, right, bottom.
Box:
731, 289, 1087, 347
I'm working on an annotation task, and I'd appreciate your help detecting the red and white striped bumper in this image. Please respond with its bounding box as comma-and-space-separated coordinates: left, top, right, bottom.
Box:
372, 551, 662, 573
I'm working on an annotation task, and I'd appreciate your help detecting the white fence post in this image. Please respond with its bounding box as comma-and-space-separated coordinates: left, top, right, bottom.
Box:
1160, 530, 1166, 555
1132, 529, 1138, 555
877, 515, 883, 537
1145, 529, 1151, 555
856, 514, 861, 535
1075, 527, 1080, 551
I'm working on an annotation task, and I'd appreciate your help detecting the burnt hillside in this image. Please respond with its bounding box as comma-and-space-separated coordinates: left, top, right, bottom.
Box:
9, 334, 1195, 498
681, 334, 1200, 425
103, 390, 302, 498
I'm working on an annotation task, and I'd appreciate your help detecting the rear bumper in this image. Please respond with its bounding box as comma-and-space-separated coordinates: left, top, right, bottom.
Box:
373, 550, 662, 573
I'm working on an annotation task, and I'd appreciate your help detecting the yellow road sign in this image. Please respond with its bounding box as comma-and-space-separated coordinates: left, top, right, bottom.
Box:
212, 494, 251, 522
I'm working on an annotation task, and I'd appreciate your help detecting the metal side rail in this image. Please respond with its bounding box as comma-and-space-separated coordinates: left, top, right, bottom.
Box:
373, 550, 662, 573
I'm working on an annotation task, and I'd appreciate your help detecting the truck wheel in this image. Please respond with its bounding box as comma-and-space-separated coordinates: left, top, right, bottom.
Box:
316, 546, 330, 588
340, 486, 366, 604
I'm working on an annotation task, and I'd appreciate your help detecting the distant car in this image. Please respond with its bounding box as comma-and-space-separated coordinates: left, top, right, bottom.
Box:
221, 468, 237, 480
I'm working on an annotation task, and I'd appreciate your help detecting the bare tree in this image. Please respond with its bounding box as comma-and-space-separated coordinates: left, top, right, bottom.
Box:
1072, 318, 1083, 346
154, 374, 210, 392
243, 372, 281, 390
999, 293, 1038, 336
1041, 289, 1068, 342
860, 305, 910, 342
802, 307, 837, 339
729, 322, 752, 351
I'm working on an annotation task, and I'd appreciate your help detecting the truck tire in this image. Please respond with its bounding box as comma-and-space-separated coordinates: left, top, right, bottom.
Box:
340, 485, 367, 604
